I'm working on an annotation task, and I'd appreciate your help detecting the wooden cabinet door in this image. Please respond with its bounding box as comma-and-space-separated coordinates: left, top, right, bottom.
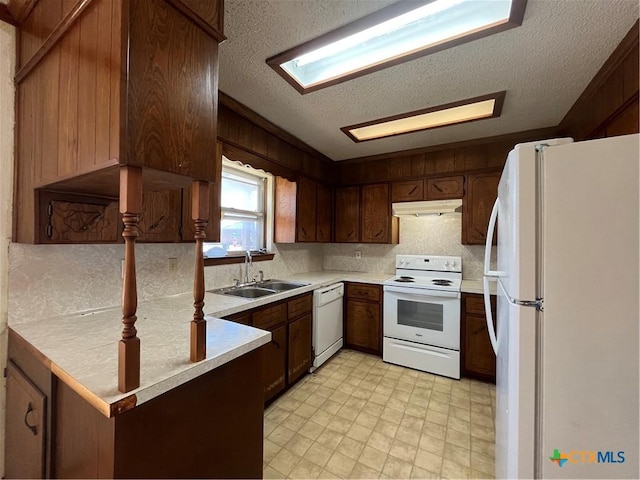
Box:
263, 325, 287, 403
38, 191, 119, 244
361, 183, 395, 244
464, 314, 496, 380
426, 176, 464, 200
138, 190, 182, 242
345, 300, 381, 355
316, 183, 333, 242
462, 172, 500, 245
274, 177, 297, 243
391, 180, 424, 202
334, 186, 360, 243
5, 361, 46, 479
288, 314, 312, 385
296, 176, 317, 242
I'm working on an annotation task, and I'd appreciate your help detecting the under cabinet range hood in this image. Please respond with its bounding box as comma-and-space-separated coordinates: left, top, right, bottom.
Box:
392, 199, 463, 217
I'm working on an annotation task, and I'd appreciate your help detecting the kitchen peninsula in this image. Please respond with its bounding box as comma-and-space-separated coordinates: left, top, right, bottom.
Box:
8, 291, 270, 478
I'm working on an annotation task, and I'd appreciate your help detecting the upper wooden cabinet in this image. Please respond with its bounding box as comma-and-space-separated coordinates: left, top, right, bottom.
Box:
391, 175, 464, 203
462, 172, 500, 245
316, 182, 333, 242
296, 176, 317, 242
335, 184, 398, 244
391, 179, 424, 202
137, 191, 182, 243
274, 176, 333, 243
14, 0, 224, 243
334, 186, 361, 243
361, 183, 398, 244
426, 175, 465, 200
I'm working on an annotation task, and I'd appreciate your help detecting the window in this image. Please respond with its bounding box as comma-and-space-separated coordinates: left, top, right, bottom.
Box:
204, 159, 273, 258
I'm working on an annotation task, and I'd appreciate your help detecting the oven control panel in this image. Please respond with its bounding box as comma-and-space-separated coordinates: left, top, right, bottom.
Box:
395, 255, 462, 272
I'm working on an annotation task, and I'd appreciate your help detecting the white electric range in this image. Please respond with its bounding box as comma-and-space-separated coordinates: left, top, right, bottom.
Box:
383, 255, 462, 379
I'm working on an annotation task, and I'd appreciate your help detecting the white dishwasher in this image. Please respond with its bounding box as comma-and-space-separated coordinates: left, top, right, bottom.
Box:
312, 283, 344, 371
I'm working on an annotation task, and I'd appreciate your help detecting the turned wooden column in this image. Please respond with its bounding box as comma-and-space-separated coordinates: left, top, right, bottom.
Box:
118, 166, 143, 393
191, 180, 209, 362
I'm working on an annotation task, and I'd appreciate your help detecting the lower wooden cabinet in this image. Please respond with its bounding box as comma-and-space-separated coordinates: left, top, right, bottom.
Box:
461, 293, 497, 382
263, 325, 287, 402
6, 330, 55, 479
5, 361, 47, 479
6, 329, 265, 479
288, 314, 312, 385
225, 291, 313, 404
344, 283, 382, 355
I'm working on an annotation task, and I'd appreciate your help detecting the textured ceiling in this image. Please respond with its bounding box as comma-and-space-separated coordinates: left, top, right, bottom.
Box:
219, 0, 639, 161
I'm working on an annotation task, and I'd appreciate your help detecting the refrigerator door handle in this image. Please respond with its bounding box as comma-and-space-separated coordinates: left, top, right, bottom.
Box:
497, 280, 544, 311
483, 277, 498, 354
483, 197, 501, 355
483, 197, 505, 278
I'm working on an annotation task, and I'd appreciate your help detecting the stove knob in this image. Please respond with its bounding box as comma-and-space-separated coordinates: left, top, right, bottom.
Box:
452, 261, 457, 269
444, 261, 450, 268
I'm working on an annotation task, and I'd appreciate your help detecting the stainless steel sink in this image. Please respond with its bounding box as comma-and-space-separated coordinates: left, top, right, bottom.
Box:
257, 280, 309, 291
221, 287, 278, 298
208, 279, 309, 298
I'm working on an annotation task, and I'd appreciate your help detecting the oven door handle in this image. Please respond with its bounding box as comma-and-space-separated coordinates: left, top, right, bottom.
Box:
384, 286, 460, 299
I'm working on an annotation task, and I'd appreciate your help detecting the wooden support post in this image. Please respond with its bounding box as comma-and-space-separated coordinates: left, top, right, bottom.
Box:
118, 166, 143, 393
191, 180, 209, 362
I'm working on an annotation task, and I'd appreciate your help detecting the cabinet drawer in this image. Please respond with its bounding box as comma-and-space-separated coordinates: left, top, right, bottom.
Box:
465, 294, 496, 315
252, 303, 286, 330
426, 176, 464, 200
391, 180, 424, 202
346, 283, 381, 302
288, 294, 312, 321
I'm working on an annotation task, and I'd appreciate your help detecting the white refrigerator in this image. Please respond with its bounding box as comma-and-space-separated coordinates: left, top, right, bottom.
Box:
483, 134, 639, 479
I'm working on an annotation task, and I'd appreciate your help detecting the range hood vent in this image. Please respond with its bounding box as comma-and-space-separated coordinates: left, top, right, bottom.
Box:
392, 199, 463, 217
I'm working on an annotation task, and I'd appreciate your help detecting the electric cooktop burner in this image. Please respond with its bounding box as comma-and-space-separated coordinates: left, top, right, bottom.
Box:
432, 279, 453, 286
394, 276, 415, 283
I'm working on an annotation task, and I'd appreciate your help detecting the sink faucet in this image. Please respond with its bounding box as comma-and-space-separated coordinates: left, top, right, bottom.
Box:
243, 250, 252, 284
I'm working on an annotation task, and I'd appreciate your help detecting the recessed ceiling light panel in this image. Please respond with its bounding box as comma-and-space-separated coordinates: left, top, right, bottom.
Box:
267, 0, 527, 94
341, 91, 506, 142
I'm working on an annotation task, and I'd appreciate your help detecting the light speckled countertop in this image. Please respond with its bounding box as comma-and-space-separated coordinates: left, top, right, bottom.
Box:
461, 279, 498, 295
10, 270, 392, 417
204, 270, 393, 318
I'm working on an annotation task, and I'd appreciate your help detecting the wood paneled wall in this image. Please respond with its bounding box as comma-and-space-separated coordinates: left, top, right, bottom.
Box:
14, 0, 122, 243
217, 93, 334, 183
336, 127, 559, 185
560, 20, 639, 141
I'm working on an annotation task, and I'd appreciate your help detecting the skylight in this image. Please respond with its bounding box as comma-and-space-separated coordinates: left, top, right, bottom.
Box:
267, 0, 526, 94
341, 92, 506, 142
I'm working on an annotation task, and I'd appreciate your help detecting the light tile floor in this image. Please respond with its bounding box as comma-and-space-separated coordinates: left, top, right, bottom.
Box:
263, 349, 496, 479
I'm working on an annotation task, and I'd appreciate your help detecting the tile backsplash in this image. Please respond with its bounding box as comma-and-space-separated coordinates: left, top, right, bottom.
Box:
8, 214, 490, 324
8, 242, 323, 324
323, 215, 490, 279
